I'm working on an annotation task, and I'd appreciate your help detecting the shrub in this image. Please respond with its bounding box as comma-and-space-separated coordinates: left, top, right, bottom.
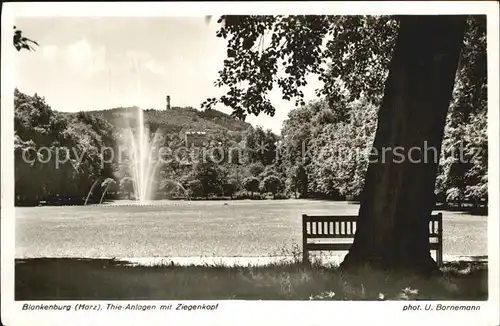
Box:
233, 190, 266, 200
242, 177, 260, 197
247, 162, 265, 177
273, 193, 290, 200
222, 180, 238, 198
187, 180, 203, 198
260, 175, 282, 199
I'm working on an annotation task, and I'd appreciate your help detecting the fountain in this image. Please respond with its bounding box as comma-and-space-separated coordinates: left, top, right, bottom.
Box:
84, 54, 189, 205
114, 54, 161, 204
99, 178, 117, 204
122, 110, 163, 204
115, 54, 190, 204
121, 109, 192, 203
84, 179, 100, 206
163, 179, 192, 201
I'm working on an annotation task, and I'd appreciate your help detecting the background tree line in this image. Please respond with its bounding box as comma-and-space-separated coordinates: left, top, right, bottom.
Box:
14, 16, 486, 209
278, 15, 487, 209
13, 89, 285, 205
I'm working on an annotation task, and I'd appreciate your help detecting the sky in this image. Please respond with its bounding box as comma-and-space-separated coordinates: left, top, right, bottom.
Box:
15, 17, 323, 134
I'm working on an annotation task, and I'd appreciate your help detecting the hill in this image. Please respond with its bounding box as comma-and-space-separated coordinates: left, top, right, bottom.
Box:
84, 106, 252, 135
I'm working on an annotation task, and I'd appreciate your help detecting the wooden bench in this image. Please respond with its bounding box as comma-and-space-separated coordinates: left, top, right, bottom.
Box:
302, 213, 443, 267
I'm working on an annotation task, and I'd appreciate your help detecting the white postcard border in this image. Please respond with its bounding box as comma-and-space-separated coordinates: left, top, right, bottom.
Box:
2, 2, 499, 326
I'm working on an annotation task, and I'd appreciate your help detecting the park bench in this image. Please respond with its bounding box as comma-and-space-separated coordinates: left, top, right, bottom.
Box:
302, 213, 443, 267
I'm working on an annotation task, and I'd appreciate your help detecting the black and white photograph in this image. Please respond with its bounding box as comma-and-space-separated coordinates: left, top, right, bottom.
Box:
1, 2, 499, 326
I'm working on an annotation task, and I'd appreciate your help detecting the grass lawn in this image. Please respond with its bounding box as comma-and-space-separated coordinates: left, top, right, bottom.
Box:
15, 258, 488, 300
15, 199, 487, 260
13, 200, 488, 300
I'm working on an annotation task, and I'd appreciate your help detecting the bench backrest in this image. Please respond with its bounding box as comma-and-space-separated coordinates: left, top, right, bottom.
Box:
428, 213, 443, 239
302, 213, 443, 266
302, 213, 443, 240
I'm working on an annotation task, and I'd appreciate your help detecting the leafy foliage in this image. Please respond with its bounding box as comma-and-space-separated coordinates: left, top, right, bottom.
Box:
277, 15, 487, 204
14, 89, 116, 204
188, 162, 224, 198
241, 126, 278, 166
248, 162, 265, 177
14, 89, 282, 204
308, 98, 377, 199
222, 178, 238, 198
120, 177, 134, 199
202, 15, 398, 119
13, 26, 39, 52
260, 175, 282, 198
435, 16, 487, 205
242, 177, 260, 196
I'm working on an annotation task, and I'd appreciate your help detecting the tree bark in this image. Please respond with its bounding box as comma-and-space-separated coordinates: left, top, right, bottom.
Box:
340, 16, 467, 274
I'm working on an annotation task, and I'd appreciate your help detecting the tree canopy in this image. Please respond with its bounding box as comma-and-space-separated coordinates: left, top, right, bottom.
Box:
204, 15, 486, 206
13, 26, 39, 52
202, 15, 398, 119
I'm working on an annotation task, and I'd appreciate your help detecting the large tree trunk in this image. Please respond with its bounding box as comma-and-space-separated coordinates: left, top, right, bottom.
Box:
340, 16, 467, 274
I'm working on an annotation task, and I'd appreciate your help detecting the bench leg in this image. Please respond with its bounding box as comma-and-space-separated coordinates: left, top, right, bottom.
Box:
438, 247, 443, 268
302, 215, 309, 265
302, 248, 309, 265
